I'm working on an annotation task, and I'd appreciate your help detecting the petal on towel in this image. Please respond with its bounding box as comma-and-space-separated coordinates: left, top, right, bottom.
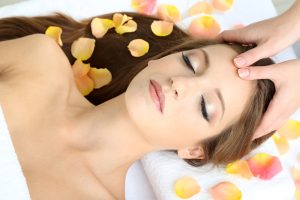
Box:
277, 119, 300, 140
247, 153, 283, 180
131, 0, 157, 15
188, 2, 213, 16
272, 133, 290, 155
127, 39, 149, 57
174, 176, 201, 199
115, 20, 137, 35
72, 59, 91, 77
209, 181, 242, 200
113, 13, 133, 28
156, 4, 181, 23
226, 160, 253, 179
88, 67, 112, 89
296, 187, 300, 200
91, 18, 114, 38
71, 37, 95, 61
45, 26, 63, 46
75, 75, 94, 96
151, 20, 173, 36
188, 15, 221, 39
291, 166, 300, 181
212, 0, 234, 12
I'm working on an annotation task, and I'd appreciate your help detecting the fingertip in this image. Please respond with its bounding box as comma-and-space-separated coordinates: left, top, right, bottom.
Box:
234, 57, 247, 67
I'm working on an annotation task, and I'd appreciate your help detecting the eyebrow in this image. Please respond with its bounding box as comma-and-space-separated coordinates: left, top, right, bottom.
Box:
200, 49, 225, 119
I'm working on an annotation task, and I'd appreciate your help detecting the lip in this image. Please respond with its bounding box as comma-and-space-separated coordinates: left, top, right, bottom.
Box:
149, 79, 165, 113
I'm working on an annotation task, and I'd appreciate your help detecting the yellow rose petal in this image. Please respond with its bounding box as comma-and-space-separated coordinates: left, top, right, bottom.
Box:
71, 37, 95, 61
131, 0, 156, 15
88, 67, 112, 89
210, 181, 242, 200
272, 133, 290, 155
188, 2, 213, 16
156, 4, 181, 23
291, 166, 300, 181
226, 160, 253, 179
212, 0, 234, 12
174, 176, 201, 199
151, 20, 173, 36
296, 187, 300, 200
277, 119, 300, 140
127, 39, 149, 57
75, 75, 94, 96
115, 19, 137, 35
113, 13, 133, 28
72, 59, 91, 77
188, 15, 221, 39
45, 26, 63, 46
91, 18, 114, 38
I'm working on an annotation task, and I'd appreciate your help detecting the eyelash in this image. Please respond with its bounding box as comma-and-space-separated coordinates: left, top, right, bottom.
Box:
181, 52, 210, 122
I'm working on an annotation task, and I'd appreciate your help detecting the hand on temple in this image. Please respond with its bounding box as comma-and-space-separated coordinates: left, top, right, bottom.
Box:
217, 1, 300, 139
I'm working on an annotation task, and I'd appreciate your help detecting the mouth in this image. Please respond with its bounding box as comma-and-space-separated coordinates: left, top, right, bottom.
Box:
149, 79, 165, 113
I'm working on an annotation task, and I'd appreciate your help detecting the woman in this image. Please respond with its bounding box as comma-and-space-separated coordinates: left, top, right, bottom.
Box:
0, 12, 275, 199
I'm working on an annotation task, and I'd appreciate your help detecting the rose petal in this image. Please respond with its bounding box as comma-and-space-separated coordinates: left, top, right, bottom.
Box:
156, 4, 181, 23
247, 153, 283, 180
45, 26, 63, 46
88, 67, 112, 89
127, 39, 149, 57
272, 133, 290, 155
212, 0, 234, 12
72, 59, 91, 77
210, 181, 242, 200
174, 176, 201, 199
131, 0, 157, 15
91, 18, 114, 38
71, 37, 95, 61
151, 20, 173, 36
296, 186, 300, 200
113, 13, 133, 28
115, 20, 137, 34
277, 119, 300, 140
188, 15, 221, 39
188, 2, 213, 16
75, 75, 94, 96
226, 160, 253, 179
291, 166, 300, 181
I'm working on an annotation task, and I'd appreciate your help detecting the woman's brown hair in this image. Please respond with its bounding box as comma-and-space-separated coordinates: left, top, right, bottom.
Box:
0, 12, 275, 166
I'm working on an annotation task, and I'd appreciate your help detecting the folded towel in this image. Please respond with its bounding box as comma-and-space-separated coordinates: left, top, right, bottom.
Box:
0, 105, 31, 200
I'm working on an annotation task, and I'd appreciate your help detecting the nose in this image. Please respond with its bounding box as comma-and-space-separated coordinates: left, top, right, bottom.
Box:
169, 76, 199, 100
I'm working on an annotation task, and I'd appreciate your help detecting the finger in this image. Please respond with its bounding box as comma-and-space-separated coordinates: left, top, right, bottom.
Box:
237, 65, 277, 80
217, 29, 246, 43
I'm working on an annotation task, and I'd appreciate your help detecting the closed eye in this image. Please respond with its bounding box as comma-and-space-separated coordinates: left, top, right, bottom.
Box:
181, 52, 195, 74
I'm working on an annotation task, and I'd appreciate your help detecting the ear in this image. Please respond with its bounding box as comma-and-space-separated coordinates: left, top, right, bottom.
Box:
177, 146, 205, 159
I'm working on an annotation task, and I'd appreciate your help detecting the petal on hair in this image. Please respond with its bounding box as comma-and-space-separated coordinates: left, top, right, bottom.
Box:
156, 4, 181, 23
277, 119, 300, 140
91, 18, 114, 38
113, 13, 133, 28
45, 26, 63, 46
247, 153, 282, 180
212, 0, 234, 12
209, 181, 242, 200
131, 0, 157, 15
188, 15, 221, 39
127, 39, 149, 57
174, 176, 201, 199
71, 37, 95, 61
226, 160, 253, 179
272, 133, 290, 155
115, 20, 137, 35
188, 2, 213, 16
151, 20, 173, 36
88, 67, 112, 89
72, 59, 91, 77
75, 75, 94, 96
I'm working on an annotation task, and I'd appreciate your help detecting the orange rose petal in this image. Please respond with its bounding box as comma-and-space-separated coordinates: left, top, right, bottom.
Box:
115, 20, 137, 35
272, 133, 290, 155
113, 13, 133, 28
156, 4, 181, 23
127, 39, 149, 57
71, 37, 95, 61
72, 59, 91, 77
247, 153, 283, 180
45, 26, 63, 46
174, 176, 201, 199
188, 2, 213, 16
131, 0, 157, 15
210, 181, 242, 200
151, 20, 174, 36
291, 166, 300, 181
226, 160, 253, 179
277, 119, 300, 140
75, 75, 94, 96
212, 0, 234, 12
188, 15, 221, 39
91, 18, 114, 38
88, 67, 112, 89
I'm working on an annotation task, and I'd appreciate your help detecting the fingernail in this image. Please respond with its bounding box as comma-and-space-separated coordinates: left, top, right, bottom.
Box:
238, 68, 249, 78
234, 57, 246, 67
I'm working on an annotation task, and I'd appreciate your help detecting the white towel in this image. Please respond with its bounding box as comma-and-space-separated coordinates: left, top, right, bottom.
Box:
0, 105, 31, 200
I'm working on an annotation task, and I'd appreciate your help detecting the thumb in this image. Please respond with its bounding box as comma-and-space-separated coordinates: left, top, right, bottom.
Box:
237, 64, 277, 80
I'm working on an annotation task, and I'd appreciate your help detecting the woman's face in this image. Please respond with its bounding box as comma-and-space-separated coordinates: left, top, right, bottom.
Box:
125, 44, 256, 149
